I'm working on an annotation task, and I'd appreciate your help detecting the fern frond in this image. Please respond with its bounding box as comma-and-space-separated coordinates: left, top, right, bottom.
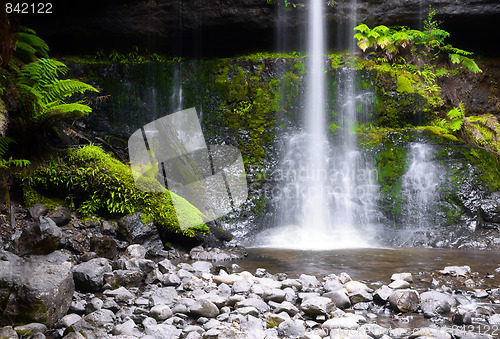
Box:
43, 79, 98, 104
447, 107, 463, 120
19, 58, 67, 87
47, 103, 93, 116
354, 24, 370, 34
0, 137, 15, 158
17, 32, 49, 58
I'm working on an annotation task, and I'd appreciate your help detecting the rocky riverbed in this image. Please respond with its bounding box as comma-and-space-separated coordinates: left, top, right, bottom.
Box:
0, 205, 499, 339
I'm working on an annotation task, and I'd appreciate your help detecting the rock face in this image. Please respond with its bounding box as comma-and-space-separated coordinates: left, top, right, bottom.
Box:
0, 251, 74, 326
28, 0, 500, 56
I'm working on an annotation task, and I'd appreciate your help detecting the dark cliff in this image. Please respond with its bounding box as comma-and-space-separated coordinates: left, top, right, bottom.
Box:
21, 0, 500, 57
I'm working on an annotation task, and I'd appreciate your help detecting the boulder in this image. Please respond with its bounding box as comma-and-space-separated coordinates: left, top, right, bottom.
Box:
189, 299, 219, 318
47, 206, 72, 226
420, 291, 456, 315
89, 236, 117, 259
28, 204, 48, 219
72, 258, 112, 292
300, 296, 336, 315
10, 217, 61, 256
0, 251, 74, 326
388, 289, 420, 313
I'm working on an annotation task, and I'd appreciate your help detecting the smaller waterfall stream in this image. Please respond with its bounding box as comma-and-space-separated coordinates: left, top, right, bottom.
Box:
396, 142, 446, 245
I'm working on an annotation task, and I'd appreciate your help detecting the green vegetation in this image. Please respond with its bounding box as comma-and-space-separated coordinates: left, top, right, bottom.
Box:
22, 144, 207, 236
353, 10, 482, 128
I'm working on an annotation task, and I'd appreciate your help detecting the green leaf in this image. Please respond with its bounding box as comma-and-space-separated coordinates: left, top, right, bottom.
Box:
354, 24, 370, 34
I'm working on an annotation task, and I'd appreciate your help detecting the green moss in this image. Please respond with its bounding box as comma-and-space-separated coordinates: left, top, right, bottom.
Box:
463, 148, 500, 192
22, 144, 207, 238
396, 74, 415, 93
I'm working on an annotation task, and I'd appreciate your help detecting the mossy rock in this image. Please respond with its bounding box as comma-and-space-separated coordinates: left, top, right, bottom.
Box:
22, 144, 208, 242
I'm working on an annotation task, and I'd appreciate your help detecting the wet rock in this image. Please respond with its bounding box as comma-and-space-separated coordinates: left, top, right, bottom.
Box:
189, 245, 247, 261
388, 289, 420, 313
388, 279, 411, 289
57, 314, 82, 328
479, 199, 500, 223
391, 273, 413, 282
300, 296, 336, 315
373, 285, 393, 304
89, 235, 117, 259
440, 265, 471, 277
47, 206, 72, 226
29, 204, 49, 219
420, 291, 456, 316
488, 313, 500, 324
72, 258, 112, 292
0, 251, 74, 326
10, 217, 61, 256
299, 274, 319, 292
323, 290, 351, 309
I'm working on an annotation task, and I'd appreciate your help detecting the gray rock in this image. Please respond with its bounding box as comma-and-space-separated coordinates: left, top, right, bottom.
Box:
83, 309, 116, 330
150, 304, 173, 321
57, 314, 82, 328
191, 261, 213, 272
10, 217, 61, 256
149, 287, 178, 306
103, 286, 135, 303
272, 301, 299, 316
236, 306, 260, 317
29, 204, 49, 219
233, 279, 253, 294
299, 274, 319, 291
388, 289, 420, 313
234, 298, 270, 313
190, 299, 220, 318
14, 323, 47, 336
85, 297, 103, 314
125, 244, 147, 259
0, 326, 17, 339
89, 236, 117, 259
323, 290, 351, 309
348, 289, 373, 304
453, 308, 472, 325
390, 273, 413, 282
373, 285, 393, 303
113, 319, 143, 337
158, 259, 175, 273
277, 320, 306, 338
73, 258, 112, 292
420, 291, 456, 315
479, 199, 500, 222
300, 296, 336, 315
47, 207, 72, 226
104, 269, 143, 288
162, 273, 181, 286
388, 279, 411, 289
0, 251, 74, 327
439, 266, 471, 277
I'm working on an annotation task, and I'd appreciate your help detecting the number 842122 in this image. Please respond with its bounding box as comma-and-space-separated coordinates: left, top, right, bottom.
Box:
6, 3, 52, 14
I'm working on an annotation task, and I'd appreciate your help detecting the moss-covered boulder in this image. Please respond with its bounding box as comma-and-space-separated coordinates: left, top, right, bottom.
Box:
22, 144, 209, 247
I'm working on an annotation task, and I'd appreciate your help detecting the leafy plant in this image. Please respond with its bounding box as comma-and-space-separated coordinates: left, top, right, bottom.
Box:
446, 102, 465, 131
0, 137, 30, 169
10, 26, 49, 68
16, 58, 99, 126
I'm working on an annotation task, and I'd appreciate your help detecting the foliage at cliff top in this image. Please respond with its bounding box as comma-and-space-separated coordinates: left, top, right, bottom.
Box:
22, 144, 207, 237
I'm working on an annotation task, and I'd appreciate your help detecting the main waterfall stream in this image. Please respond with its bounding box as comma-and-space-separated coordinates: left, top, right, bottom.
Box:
254, 0, 377, 249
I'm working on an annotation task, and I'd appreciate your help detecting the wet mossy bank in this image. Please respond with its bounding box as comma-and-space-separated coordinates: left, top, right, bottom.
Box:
62, 56, 500, 249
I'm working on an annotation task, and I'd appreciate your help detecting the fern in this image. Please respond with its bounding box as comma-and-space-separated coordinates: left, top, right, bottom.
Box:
0, 137, 14, 158
447, 102, 465, 131
12, 27, 50, 65
17, 58, 99, 126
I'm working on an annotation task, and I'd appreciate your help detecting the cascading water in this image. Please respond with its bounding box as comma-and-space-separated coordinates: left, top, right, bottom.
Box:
254, 0, 378, 249
396, 142, 445, 245
170, 64, 183, 112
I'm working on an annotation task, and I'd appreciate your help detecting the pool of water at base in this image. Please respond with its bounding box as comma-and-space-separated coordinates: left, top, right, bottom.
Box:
224, 247, 500, 333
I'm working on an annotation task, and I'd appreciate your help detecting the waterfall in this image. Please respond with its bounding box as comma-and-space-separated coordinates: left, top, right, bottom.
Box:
395, 142, 445, 246
170, 63, 183, 112
254, 0, 377, 249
